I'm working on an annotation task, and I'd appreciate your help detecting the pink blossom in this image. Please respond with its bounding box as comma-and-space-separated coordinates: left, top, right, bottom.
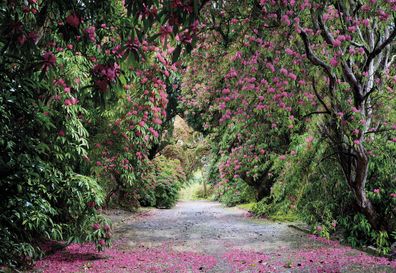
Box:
66, 14, 80, 28
281, 14, 291, 26
362, 19, 370, 27
332, 39, 342, 47
288, 73, 297, 81
305, 136, 314, 143
330, 57, 338, 67
85, 26, 96, 42
42, 51, 56, 67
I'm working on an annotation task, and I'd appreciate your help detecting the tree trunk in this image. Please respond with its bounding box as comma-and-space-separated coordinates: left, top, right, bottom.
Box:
338, 144, 380, 230
240, 169, 274, 201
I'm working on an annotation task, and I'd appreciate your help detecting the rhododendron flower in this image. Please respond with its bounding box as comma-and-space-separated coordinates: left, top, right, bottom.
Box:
362, 18, 370, 27
281, 14, 291, 26
92, 223, 100, 230
58, 130, 65, 137
149, 127, 159, 138
95, 79, 108, 92
87, 201, 96, 208
28, 31, 39, 43
353, 139, 361, 145
305, 136, 314, 143
160, 24, 173, 40
316, 225, 323, 232
66, 14, 80, 28
17, 35, 27, 45
42, 51, 56, 71
373, 188, 380, 194
288, 73, 297, 81
98, 239, 105, 246
332, 39, 342, 47
85, 26, 96, 42
330, 57, 338, 67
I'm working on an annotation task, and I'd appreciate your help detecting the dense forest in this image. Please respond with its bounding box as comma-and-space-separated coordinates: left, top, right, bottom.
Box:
0, 0, 395, 271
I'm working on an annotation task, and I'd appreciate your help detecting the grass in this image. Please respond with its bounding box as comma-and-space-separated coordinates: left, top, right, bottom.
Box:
179, 182, 207, 201
237, 202, 256, 211
237, 202, 300, 222
268, 211, 300, 222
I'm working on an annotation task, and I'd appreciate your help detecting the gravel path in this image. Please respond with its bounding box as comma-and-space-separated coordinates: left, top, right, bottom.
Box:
113, 201, 306, 253
107, 200, 395, 272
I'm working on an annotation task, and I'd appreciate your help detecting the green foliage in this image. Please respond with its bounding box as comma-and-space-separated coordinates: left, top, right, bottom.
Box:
0, 0, 205, 268
139, 156, 185, 209
257, 130, 396, 253
237, 203, 256, 211
193, 184, 214, 199
213, 179, 256, 207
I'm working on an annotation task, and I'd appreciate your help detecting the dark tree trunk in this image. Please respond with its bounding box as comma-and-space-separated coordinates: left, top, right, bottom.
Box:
240, 166, 274, 201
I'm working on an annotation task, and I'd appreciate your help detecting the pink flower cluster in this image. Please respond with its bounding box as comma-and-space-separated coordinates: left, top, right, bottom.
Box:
42, 51, 56, 71
66, 14, 80, 28
93, 63, 120, 92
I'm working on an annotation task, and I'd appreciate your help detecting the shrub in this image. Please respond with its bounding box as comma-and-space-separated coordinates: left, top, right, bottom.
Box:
141, 156, 186, 209
194, 183, 214, 199
0, 172, 110, 268
214, 180, 256, 207
154, 179, 181, 209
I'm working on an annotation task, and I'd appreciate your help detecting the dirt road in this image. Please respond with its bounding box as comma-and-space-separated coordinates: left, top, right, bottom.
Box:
107, 200, 395, 272
34, 201, 395, 272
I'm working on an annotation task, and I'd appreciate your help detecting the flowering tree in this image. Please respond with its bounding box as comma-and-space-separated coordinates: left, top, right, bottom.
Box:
281, 0, 396, 230
0, 0, 207, 268
181, 0, 395, 251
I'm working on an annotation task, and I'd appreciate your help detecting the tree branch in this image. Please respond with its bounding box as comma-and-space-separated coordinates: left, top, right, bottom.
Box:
298, 27, 334, 79
364, 17, 396, 72
311, 76, 331, 114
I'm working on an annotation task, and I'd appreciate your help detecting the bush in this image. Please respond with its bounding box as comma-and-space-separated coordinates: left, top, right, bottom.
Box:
250, 132, 396, 253
154, 179, 181, 209
139, 156, 185, 209
214, 180, 256, 207
0, 172, 110, 268
194, 183, 213, 199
